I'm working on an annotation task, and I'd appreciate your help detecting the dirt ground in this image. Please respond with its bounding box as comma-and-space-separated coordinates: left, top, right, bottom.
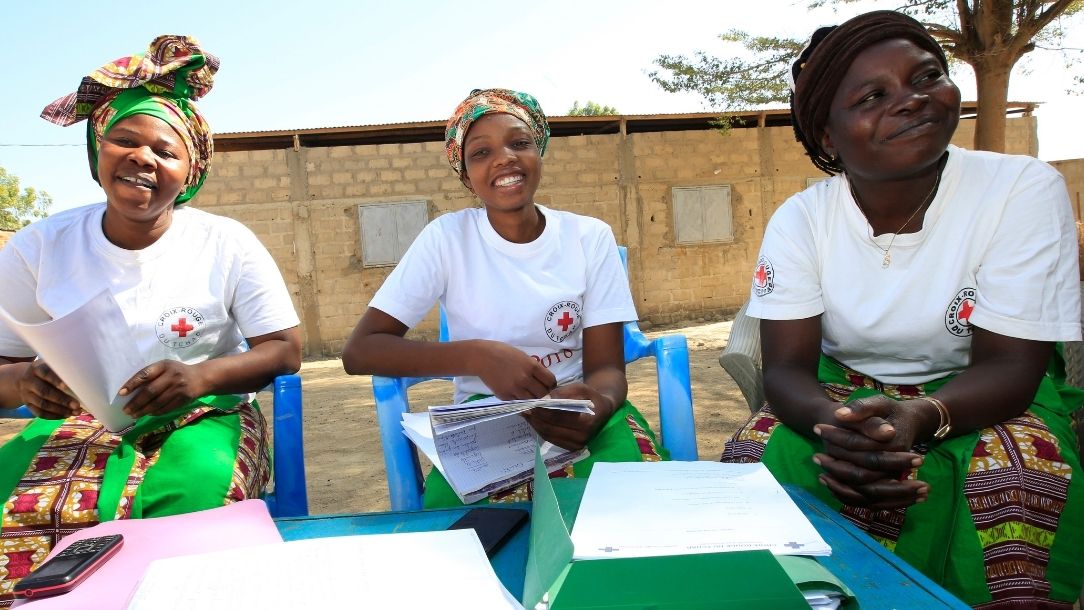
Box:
0, 318, 751, 515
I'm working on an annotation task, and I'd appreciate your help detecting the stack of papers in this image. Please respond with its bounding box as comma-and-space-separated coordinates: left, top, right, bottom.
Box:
401, 397, 592, 503
126, 530, 523, 609
569, 462, 831, 559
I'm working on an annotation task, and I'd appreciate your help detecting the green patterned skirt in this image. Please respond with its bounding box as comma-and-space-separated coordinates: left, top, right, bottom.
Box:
722, 355, 1084, 609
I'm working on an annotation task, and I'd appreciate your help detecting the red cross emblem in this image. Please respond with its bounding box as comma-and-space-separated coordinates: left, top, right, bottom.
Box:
958, 300, 974, 323
557, 312, 574, 332
171, 317, 195, 337
754, 264, 768, 286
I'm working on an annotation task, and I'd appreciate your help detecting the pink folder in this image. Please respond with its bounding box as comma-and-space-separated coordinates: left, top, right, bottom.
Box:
12, 499, 283, 609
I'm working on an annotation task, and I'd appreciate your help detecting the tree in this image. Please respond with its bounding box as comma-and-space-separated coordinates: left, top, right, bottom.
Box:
568, 100, 620, 116
0, 167, 51, 231
650, 1, 1084, 152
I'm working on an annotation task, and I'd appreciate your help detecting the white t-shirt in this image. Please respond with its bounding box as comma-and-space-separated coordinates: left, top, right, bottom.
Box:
749, 145, 1081, 385
370, 204, 637, 403
0, 204, 300, 368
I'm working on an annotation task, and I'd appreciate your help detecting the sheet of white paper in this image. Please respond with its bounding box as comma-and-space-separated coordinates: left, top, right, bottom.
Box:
0, 289, 142, 431
570, 462, 831, 559
401, 412, 586, 503
126, 529, 523, 610
430, 396, 593, 434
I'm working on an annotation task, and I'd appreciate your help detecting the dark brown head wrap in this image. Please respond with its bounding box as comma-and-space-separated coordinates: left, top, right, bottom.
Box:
789, 10, 949, 174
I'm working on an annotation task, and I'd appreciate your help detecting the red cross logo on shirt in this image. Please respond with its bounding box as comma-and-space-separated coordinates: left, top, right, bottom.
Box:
958, 300, 974, 323
557, 312, 574, 332
545, 301, 582, 343
945, 288, 976, 337
171, 318, 195, 337
753, 256, 774, 296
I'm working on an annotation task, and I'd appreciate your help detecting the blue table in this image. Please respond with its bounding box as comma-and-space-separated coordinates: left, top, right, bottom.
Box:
275, 485, 968, 609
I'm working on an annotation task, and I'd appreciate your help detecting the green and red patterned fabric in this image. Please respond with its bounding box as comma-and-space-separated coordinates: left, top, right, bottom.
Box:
40, 35, 217, 204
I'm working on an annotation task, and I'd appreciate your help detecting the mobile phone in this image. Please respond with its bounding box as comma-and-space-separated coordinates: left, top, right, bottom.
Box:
447, 507, 529, 558
13, 534, 123, 599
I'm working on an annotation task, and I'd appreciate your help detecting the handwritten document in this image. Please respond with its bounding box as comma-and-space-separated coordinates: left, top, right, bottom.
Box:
126, 529, 524, 609
401, 403, 589, 503
0, 289, 142, 431
570, 462, 831, 560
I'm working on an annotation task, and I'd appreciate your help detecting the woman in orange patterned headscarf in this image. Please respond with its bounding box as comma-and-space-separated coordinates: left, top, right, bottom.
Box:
344, 88, 670, 508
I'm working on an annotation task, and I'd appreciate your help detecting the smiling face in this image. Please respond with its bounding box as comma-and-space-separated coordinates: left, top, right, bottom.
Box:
460, 113, 542, 216
97, 113, 191, 244
820, 38, 960, 181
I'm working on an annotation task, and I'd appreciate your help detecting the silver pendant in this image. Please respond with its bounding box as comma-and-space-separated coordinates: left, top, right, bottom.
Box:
882, 252, 891, 268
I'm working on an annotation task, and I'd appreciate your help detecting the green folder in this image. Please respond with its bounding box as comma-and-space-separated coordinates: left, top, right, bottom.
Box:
550, 549, 808, 609
524, 445, 808, 609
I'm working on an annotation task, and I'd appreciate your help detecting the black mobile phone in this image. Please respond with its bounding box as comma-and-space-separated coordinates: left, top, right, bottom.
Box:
12, 534, 123, 599
447, 507, 529, 558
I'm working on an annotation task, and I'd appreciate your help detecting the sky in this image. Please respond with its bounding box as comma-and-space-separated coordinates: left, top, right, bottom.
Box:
3, 0, 1082, 214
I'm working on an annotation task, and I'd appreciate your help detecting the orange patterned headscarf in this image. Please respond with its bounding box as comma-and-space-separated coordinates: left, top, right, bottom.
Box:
445, 88, 549, 177
41, 35, 218, 204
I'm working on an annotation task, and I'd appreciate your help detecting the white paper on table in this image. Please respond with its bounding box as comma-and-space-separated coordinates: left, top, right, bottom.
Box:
125, 529, 523, 610
0, 289, 142, 431
429, 396, 593, 434
401, 412, 587, 503
570, 461, 831, 560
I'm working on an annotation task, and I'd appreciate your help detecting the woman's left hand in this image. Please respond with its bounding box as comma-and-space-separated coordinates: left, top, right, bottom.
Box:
119, 360, 209, 418
521, 383, 616, 451
813, 396, 935, 508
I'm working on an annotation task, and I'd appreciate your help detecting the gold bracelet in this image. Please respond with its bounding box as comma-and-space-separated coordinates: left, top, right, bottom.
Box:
922, 396, 952, 440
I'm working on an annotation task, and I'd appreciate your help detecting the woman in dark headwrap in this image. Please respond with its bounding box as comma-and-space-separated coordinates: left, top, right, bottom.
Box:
0, 36, 301, 604
723, 11, 1083, 608
343, 88, 667, 507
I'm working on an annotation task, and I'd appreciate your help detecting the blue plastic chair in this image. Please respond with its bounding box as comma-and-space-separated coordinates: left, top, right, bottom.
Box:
371, 246, 697, 511
1, 374, 308, 518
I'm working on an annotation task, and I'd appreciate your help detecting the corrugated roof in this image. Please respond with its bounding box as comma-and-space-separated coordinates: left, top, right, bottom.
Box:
214, 102, 1037, 152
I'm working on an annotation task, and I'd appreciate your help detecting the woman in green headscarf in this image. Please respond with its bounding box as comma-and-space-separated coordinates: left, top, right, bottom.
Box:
0, 36, 301, 605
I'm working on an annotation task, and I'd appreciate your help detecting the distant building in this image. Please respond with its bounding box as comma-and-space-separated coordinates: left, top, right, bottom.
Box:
194, 104, 1044, 357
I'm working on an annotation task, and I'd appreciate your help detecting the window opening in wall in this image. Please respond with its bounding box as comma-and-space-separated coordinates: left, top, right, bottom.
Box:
358, 201, 428, 267
672, 185, 733, 245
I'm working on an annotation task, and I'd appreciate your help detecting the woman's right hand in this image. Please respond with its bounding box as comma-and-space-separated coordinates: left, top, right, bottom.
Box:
470, 340, 557, 400
17, 361, 81, 419
811, 396, 930, 509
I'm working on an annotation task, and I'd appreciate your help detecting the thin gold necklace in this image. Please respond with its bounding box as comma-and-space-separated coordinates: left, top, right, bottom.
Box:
848, 168, 942, 269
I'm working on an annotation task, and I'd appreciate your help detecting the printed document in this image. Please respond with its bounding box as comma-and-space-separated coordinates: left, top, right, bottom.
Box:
0, 289, 142, 431
402, 408, 587, 504
570, 462, 831, 560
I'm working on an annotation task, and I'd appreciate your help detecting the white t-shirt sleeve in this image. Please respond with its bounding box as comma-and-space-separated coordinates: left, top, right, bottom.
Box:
746, 194, 825, 320
229, 227, 301, 339
368, 219, 446, 328
0, 233, 42, 358
969, 163, 1081, 341
582, 224, 637, 328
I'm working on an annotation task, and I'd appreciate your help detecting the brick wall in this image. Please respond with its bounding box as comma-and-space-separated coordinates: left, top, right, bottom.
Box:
194, 116, 1039, 356
1050, 158, 1084, 221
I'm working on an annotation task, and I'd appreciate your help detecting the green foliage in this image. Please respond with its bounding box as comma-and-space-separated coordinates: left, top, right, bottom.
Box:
568, 100, 620, 116
0, 167, 51, 231
649, 1, 1084, 148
